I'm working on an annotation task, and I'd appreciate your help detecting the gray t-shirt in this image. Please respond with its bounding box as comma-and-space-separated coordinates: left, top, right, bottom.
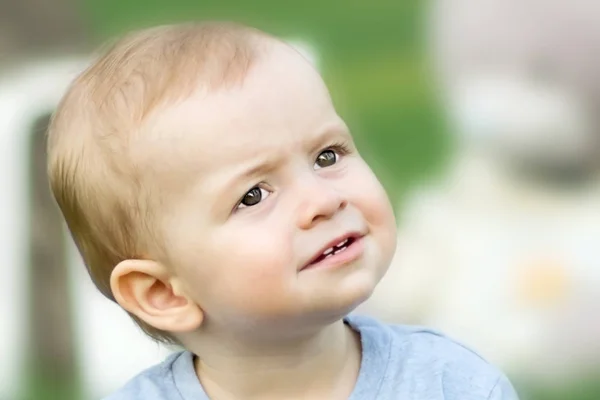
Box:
105, 315, 519, 399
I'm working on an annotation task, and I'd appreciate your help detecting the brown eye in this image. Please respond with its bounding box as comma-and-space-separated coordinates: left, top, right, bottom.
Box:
238, 187, 270, 209
314, 149, 338, 169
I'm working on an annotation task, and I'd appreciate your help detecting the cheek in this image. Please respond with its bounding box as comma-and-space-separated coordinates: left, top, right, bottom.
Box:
198, 220, 297, 316
346, 161, 395, 225
346, 162, 397, 252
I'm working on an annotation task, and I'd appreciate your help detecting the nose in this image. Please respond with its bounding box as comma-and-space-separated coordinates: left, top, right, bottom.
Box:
296, 176, 348, 230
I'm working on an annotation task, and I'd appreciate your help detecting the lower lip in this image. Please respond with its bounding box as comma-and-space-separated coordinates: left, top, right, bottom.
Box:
302, 237, 365, 271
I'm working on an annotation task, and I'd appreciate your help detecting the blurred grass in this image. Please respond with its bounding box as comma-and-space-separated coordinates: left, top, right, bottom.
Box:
22, 1, 598, 399
514, 374, 600, 400
20, 374, 81, 400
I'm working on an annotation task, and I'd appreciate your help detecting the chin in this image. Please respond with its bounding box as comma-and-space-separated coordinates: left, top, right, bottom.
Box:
333, 272, 382, 315
300, 253, 389, 321
305, 302, 366, 329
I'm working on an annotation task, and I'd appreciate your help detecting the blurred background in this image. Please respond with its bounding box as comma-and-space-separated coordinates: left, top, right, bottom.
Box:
0, 0, 598, 399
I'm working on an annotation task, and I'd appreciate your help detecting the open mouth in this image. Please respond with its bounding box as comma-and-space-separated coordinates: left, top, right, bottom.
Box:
303, 233, 364, 270
311, 237, 356, 264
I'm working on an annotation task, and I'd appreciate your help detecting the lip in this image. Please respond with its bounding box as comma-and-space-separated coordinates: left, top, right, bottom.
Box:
300, 232, 366, 271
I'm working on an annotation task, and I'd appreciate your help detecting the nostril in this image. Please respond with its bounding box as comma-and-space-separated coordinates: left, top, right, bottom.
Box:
339, 199, 348, 210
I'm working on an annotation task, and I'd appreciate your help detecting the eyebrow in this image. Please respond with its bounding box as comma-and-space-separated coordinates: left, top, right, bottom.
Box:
303, 122, 352, 154
236, 158, 281, 183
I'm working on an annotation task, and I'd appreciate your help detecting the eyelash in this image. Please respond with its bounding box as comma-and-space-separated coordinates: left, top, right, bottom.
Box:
233, 140, 352, 212
325, 141, 352, 158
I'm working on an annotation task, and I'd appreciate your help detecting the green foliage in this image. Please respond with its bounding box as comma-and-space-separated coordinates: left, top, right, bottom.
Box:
19, 370, 82, 400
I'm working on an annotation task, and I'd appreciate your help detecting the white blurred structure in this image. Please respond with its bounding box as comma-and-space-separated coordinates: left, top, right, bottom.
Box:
0, 58, 172, 400
358, 0, 600, 383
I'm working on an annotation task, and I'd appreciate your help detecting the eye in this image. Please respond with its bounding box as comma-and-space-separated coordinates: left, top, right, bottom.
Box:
237, 186, 271, 209
314, 149, 339, 169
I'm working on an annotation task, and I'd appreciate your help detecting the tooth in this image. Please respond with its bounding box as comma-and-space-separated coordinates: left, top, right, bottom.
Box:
338, 239, 348, 247
323, 247, 334, 255
333, 246, 348, 255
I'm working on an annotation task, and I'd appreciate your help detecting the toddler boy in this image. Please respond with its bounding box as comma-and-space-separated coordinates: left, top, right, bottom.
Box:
47, 22, 518, 400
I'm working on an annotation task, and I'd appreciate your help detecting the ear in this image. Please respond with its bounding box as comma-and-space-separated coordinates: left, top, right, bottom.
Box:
110, 259, 203, 333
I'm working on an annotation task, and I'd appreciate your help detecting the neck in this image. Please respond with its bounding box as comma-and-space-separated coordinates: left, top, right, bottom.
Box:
189, 320, 361, 400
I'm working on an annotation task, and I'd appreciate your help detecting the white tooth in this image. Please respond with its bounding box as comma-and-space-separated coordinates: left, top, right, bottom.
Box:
323, 247, 334, 255
333, 246, 348, 255
338, 238, 348, 247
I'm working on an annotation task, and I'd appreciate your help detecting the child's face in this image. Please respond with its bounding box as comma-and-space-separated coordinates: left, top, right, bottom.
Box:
146, 45, 397, 336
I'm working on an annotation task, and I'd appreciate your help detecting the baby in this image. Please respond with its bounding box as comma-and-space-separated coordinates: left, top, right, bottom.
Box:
47, 22, 518, 400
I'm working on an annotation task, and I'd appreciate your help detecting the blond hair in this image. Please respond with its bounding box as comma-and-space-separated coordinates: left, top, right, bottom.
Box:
47, 21, 268, 343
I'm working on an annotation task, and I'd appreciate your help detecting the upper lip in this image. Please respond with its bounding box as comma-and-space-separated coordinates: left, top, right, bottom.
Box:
300, 231, 364, 270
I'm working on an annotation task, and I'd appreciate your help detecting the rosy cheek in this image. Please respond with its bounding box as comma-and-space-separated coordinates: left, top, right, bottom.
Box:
373, 187, 395, 226
214, 223, 293, 279
211, 240, 295, 316
350, 168, 394, 222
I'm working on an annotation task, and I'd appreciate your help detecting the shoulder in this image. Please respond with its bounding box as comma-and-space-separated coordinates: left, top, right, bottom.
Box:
391, 324, 516, 398
102, 352, 187, 400
347, 315, 519, 399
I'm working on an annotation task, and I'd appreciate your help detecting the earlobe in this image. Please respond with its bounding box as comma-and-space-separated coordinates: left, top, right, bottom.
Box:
110, 259, 204, 333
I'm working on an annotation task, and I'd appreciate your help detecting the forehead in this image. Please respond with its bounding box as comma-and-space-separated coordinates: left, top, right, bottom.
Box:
135, 43, 341, 178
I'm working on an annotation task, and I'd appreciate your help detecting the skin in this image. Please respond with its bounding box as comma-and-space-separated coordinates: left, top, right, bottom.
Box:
110, 41, 397, 399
